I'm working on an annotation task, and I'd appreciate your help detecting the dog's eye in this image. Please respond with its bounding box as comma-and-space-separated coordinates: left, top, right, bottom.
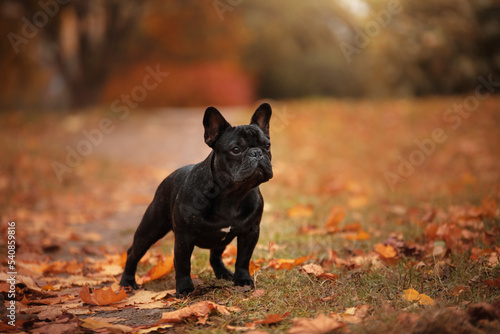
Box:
231, 147, 241, 154
265, 143, 271, 151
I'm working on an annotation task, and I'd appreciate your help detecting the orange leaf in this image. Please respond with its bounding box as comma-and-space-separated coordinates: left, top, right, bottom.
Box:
325, 206, 346, 232
484, 276, 500, 287
301, 263, 324, 276
348, 196, 368, 209
268, 256, 309, 270
289, 314, 345, 334
345, 230, 370, 241
160, 301, 237, 323
223, 244, 237, 257
374, 244, 397, 259
79, 284, 128, 306
254, 312, 290, 325
288, 204, 314, 218
451, 286, 469, 296
402, 288, 435, 306
249, 260, 261, 275
341, 222, 362, 232
143, 254, 174, 283
301, 264, 338, 281
482, 196, 498, 218
318, 273, 339, 281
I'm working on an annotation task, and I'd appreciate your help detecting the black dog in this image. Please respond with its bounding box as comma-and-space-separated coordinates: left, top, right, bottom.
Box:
120, 103, 273, 296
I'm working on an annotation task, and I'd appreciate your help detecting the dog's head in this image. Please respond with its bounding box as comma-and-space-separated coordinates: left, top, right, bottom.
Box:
203, 103, 273, 190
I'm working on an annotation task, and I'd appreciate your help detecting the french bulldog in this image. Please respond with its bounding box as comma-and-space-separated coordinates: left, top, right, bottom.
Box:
120, 103, 273, 297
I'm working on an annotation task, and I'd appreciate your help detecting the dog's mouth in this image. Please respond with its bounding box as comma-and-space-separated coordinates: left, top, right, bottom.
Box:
234, 165, 273, 186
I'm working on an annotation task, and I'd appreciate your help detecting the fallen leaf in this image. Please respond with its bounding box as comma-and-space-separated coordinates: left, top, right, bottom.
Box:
254, 312, 290, 325
81, 318, 134, 332
135, 324, 175, 333
269, 256, 309, 270
301, 263, 324, 276
451, 286, 469, 296
223, 244, 238, 257
345, 230, 370, 241
161, 301, 238, 323
143, 254, 174, 283
226, 324, 256, 331
37, 307, 64, 321
325, 206, 346, 232
249, 260, 261, 275
484, 276, 500, 287
318, 273, 339, 281
374, 244, 397, 259
402, 288, 420, 302
288, 314, 345, 334
482, 196, 498, 218
417, 294, 435, 306
252, 289, 266, 298
79, 284, 128, 306
288, 204, 314, 218
348, 196, 368, 209
402, 288, 435, 306
300, 264, 338, 281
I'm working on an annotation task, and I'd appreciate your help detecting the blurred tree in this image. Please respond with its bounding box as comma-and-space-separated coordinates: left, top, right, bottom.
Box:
1, 0, 144, 110
240, 0, 364, 99
362, 0, 500, 97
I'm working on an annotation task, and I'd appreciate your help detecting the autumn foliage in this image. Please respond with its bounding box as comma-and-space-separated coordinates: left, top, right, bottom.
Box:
1, 98, 500, 332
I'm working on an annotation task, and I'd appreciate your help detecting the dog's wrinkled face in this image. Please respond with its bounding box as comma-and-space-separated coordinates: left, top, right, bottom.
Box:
214, 125, 273, 186
203, 103, 273, 190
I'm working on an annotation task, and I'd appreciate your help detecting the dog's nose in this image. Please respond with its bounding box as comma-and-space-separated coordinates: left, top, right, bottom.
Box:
248, 148, 263, 160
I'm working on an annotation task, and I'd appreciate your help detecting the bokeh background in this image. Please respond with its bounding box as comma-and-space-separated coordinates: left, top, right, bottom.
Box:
1, 0, 499, 110
2, 1, 500, 331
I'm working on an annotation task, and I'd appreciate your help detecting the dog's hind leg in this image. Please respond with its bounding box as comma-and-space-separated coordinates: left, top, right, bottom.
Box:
120, 203, 171, 289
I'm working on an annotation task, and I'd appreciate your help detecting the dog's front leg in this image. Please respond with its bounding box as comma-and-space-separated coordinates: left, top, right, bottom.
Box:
174, 233, 195, 297
234, 225, 259, 287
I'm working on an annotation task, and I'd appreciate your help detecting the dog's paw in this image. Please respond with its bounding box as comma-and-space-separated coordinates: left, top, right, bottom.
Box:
215, 268, 234, 281
234, 278, 254, 287
120, 274, 139, 290
234, 270, 254, 287
176, 277, 195, 298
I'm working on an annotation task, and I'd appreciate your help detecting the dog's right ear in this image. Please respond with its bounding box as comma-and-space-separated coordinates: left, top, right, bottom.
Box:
203, 107, 231, 148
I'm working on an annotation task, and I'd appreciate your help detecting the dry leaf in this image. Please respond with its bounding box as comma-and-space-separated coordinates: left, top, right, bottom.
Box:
269, 256, 309, 270
325, 206, 346, 232
160, 301, 237, 323
348, 196, 368, 209
252, 289, 266, 298
135, 324, 175, 333
79, 284, 128, 306
288, 314, 345, 334
254, 312, 290, 325
301, 263, 324, 276
345, 230, 370, 241
223, 244, 238, 257
143, 254, 174, 283
483, 276, 500, 287
374, 244, 397, 259
81, 318, 134, 332
402, 288, 435, 306
288, 204, 314, 218
249, 260, 261, 275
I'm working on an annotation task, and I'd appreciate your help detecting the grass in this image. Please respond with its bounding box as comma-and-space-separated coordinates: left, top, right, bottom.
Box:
132, 98, 500, 332
2, 97, 499, 333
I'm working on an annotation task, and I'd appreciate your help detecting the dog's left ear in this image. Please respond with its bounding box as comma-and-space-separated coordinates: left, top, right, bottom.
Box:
250, 103, 272, 138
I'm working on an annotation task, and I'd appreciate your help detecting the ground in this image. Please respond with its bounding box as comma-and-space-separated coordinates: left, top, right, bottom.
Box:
0, 97, 499, 333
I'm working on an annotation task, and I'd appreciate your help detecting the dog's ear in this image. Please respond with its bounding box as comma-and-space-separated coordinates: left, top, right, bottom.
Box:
250, 103, 272, 138
203, 107, 231, 147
